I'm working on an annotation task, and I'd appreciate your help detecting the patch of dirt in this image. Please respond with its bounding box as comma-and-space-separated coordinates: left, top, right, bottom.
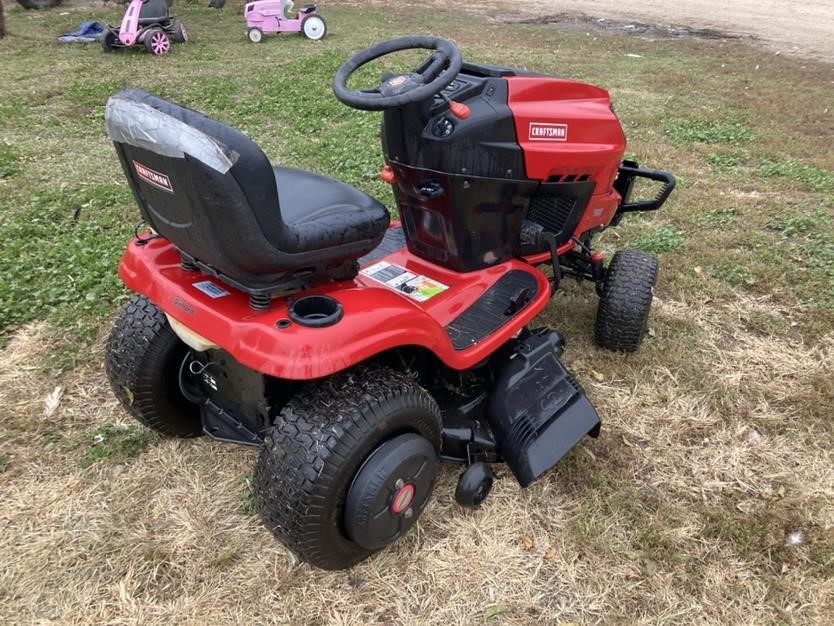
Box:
514, 13, 746, 42
332, 0, 834, 62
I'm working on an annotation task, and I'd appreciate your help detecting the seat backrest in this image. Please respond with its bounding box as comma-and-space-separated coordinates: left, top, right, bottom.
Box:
105, 89, 294, 276
138, 0, 169, 23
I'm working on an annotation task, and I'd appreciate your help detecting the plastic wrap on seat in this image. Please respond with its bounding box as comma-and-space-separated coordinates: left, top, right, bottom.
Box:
105, 93, 238, 174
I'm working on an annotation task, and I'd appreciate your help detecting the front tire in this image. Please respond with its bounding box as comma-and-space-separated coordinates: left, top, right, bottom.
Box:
247, 27, 264, 43
253, 365, 442, 570
170, 18, 187, 43
106, 295, 203, 437
300, 14, 326, 40
100, 30, 118, 52
594, 248, 659, 352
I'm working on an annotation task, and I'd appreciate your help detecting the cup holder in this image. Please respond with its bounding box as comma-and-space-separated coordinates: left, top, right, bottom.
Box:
288, 295, 344, 328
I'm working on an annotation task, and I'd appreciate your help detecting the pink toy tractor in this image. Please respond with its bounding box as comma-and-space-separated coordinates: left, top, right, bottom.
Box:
101, 0, 187, 56
244, 0, 327, 43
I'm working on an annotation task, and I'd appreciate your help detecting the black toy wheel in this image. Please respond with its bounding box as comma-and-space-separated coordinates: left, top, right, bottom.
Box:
100, 30, 118, 52
106, 294, 203, 437
594, 248, 659, 352
16, 0, 62, 9
253, 365, 442, 570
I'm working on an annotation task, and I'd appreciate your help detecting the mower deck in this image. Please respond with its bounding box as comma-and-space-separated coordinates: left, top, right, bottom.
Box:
120, 225, 551, 380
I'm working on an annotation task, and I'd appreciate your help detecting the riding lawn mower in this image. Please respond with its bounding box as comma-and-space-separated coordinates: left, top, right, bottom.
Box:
104, 36, 675, 570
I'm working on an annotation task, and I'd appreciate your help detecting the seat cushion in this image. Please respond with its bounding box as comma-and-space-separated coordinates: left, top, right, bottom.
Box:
273, 167, 390, 253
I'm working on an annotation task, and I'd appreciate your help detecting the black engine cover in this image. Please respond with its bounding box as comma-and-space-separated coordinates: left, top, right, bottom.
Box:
486, 329, 600, 487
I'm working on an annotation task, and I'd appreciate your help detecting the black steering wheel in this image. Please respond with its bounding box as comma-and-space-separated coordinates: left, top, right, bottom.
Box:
333, 36, 463, 111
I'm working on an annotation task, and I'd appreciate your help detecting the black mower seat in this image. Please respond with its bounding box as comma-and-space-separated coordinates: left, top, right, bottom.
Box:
272, 166, 389, 251
105, 89, 389, 297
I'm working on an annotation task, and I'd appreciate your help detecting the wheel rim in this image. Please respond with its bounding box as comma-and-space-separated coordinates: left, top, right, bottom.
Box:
249, 28, 262, 43
151, 32, 170, 55
344, 433, 437, 550
303, 17, 325, 40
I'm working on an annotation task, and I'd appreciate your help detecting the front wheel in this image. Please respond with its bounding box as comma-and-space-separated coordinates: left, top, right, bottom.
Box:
594, 248, 659, 352
247, 27, 264, 43
170, 18, 187, 43
106, 295, 203, 437
100, 30, 118, 52
253, 365, 442, 570
301, 14, 326, 40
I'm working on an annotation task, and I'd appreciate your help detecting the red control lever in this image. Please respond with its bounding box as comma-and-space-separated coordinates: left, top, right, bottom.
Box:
449, 101, 471, 120
380, 165, 397, 185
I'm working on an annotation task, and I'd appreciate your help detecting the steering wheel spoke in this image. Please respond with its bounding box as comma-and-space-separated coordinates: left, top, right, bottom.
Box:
333, 37, 463, 111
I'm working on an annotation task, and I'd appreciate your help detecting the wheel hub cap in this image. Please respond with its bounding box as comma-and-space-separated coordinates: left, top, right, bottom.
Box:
391, 483, 415, 514
344, 433, 438, 550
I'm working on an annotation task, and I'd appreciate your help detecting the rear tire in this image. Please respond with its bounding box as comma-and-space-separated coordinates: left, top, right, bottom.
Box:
16, 0, 62, 9
253, 365, 441, 570
144, 28, 171, 55
300, 14, 326, 40
106, 295, 203, 437
594, 248, 658, 352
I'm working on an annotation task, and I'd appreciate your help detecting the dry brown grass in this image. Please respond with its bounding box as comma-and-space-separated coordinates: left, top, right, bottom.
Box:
1, 293, 831, 625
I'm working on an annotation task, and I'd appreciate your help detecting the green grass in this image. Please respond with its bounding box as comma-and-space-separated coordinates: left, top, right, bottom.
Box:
759, 158, 834, 192
0, 142, 22, 179
79, 424, 155, 467
1, 4, 832, 354
704, 150, 746, 171
695, 207, 740, 227
664, 117, 754, 146
768, 209, 831, 238
634, 226, 687, 254
0, 185, 134, 340
240, 476, 256, 516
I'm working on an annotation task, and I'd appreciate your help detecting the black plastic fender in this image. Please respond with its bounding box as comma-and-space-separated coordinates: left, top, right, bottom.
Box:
486, 328, 600, 487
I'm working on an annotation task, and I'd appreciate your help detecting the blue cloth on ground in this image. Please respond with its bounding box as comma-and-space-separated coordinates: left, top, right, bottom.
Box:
58, 21, 106, 44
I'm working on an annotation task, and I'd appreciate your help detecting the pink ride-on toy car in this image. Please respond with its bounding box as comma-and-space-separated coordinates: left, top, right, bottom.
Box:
101, 0, 187, 56
244, 0, 327, 43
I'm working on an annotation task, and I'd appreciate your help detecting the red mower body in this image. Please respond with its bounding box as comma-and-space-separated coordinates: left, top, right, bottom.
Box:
116, 65, 661, 382
119, 227, 551, 380
507, 77, 627, 236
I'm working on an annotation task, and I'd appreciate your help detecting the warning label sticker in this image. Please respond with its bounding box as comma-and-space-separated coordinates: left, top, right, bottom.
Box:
193, 281, 230, 299
360, 261, 449, 302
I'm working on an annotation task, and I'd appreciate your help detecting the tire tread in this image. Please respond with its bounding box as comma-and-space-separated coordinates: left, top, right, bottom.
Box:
253, 365, 441, 570
594, 248, 658, 352
106, 294, 202, 437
